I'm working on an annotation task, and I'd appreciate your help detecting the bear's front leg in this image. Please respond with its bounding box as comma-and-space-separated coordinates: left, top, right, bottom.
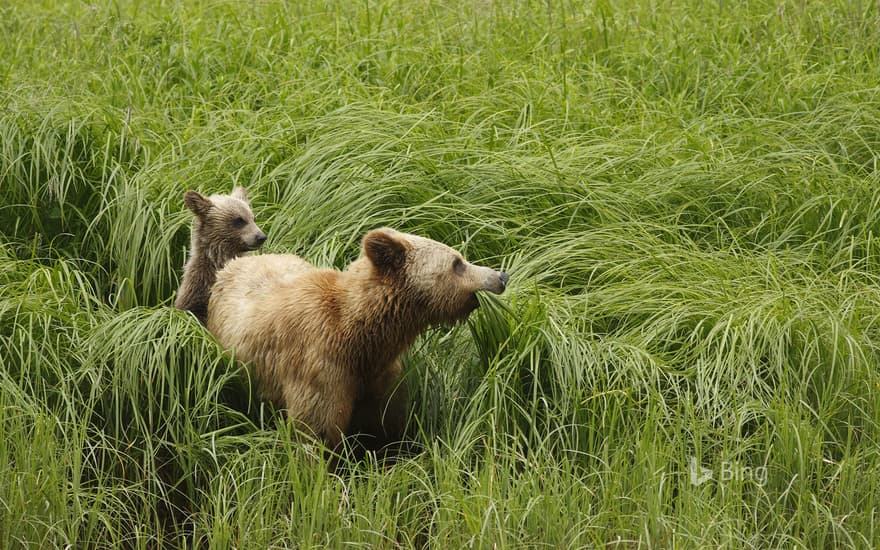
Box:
348, 359, 409, 454
282, 373, 356, 451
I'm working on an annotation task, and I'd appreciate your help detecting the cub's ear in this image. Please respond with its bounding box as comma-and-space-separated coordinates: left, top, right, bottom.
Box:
363, 228, 408, 273
183, 191, 213, 217
231, 186, 248, 203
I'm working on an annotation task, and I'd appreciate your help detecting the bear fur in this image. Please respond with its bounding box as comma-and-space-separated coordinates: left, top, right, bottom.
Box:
175, 186, 266, 325
206, 227, 509, 450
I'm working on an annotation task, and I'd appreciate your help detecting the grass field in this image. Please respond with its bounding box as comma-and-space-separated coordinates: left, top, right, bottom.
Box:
3, 0, 880, 547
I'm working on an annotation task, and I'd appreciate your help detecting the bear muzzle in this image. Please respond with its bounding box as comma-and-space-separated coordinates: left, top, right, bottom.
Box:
246, 231, 268, 250
478, 268, 509, 295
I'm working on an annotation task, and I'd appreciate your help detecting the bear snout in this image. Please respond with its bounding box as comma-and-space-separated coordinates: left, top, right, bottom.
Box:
499, 271, 509, 291
245, 231, 267, 250
480, 269, 508, 295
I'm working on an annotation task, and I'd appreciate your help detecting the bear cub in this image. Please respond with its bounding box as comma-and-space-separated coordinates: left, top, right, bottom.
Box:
207, 227, 509, 452
175, 186, 266, 325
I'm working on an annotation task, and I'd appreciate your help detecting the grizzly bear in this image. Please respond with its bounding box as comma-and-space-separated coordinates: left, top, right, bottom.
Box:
207, 227, 509, 451
175, 186, 266, 325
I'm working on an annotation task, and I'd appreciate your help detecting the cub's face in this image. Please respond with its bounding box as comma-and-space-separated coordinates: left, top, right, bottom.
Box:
364, 228, 509, 323
184, 187, 267, 253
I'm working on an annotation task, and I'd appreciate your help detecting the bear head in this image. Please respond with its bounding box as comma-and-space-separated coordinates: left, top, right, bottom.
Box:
362, 227, 509, 324
183, 186, 267, 253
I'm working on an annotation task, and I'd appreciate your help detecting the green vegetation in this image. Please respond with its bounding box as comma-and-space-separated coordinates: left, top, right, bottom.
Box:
3, 0, 880, 546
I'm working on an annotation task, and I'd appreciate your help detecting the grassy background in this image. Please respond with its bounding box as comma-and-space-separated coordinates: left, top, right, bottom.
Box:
3, 0, 880, 547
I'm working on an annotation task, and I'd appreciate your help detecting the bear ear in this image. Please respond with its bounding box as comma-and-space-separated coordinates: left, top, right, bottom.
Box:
183, 191, 213, 217
231, 186, 248, 203
363, 228, 408, 274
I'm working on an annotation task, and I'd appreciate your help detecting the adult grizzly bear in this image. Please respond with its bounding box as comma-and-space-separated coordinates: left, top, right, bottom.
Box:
207, 227, 509, 451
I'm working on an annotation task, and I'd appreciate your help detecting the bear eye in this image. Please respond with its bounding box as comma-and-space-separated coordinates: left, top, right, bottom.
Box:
232, 216, 246, 227
452, 257, 464, 274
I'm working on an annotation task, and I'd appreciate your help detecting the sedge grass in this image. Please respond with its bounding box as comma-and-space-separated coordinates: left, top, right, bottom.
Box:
3, 0, 880, 547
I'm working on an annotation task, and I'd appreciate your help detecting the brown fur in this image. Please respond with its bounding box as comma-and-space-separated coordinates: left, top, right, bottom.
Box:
175, 186, 266, 325
207, 228, 509, 450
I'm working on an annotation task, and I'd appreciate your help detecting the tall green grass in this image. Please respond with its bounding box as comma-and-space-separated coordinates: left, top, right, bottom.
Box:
3, 0, 880, 546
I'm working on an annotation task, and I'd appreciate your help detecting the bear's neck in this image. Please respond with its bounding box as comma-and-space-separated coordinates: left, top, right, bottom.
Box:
175, 222, 239, 324
340, 269, 429, 375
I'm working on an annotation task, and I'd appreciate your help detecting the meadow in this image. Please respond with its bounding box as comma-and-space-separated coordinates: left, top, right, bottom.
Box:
2, 0, 880, 547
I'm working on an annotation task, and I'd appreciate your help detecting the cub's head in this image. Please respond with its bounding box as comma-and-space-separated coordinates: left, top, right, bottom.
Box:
183, 186, 267, 253
362, 227, 509, 323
